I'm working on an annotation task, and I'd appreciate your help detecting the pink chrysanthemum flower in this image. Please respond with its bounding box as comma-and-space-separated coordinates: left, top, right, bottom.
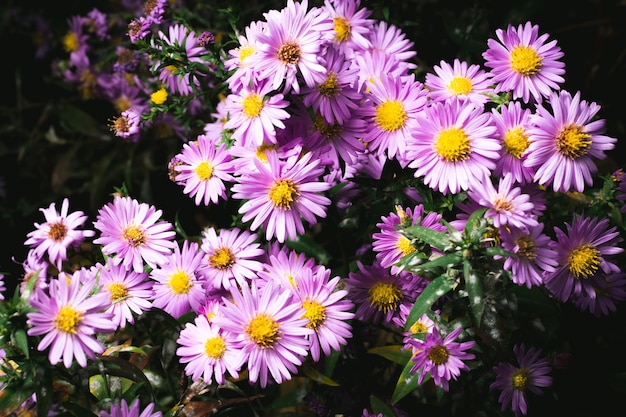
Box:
27, 269, 116, 368
372, 204, 445, 275
99, 398, 162, 417
425, 59, 494, 105
174, 134, 234, 206
257, 246, 319, 290
490, 344, 553, 417
398, 310, 435, 347
499, 224, 558, 288
322, 0, 373, 57
351, 49, 409, 94
62, 15, 88, 60
491, 101, 535, 184
203, 95, 233, 142
405, 99, 501, 195
150, 240, 207, 319
524, 90, 617, 193
93, 196, 176, 273
200, 227, 265, 290
225, 20, 266, 93
176, 313, 245, 384
544, 214, 623, 303
110, 108, 141, 141
96, 259, 153, 328
365, 20, 417, 74
407, 326, 476, 391
247, 0, 333, 94
571, 272, 626, 317
212, 281, 313, 388
482, 21, 565, 103
24, 198, 95, 270
231, 151, 332, 243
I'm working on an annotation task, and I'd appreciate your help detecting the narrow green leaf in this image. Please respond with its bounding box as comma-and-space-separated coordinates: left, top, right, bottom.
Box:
302, 363, 340, 386
464, 259, 484, 326
391, 358, 423, 405
0, 383, 34, 416
370, 394, 396, 417
463, 208, 488, 235
404, 274, 455, 332
11, 328, 29, 359
484, 245, 515, 258
367, 345, 412, 366
324, 348, 341, 378
287, 235, 331, 264
403, 225, 450, 251
93, 356, 156, 402
400, 253, 462, 276
102, 344, 148, 357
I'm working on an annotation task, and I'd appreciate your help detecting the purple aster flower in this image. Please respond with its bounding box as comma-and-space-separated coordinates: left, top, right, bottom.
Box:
405, 99, 501, 195
543, 214, 623, 302
322, 0, 374, 57
93, 196, 176, 273
62, 15, 88, 58
110, 108, 141, 141
17, 249, 50, 292
491, 101, 535, 184
200, 227, 265, 290
397, 310, 435, 347
407, 326, 476, 391
224, 20, 265, 93
27, 269, 116, 368
128, 17, 151, 43
212, 281, 313, 388
365, 21, 417, 74
143, 0, 167, 25
0, 273, 5, 301
173, 134, 234, 206
86, 8, 109, 40
99, 398, 162, 417
482, 21, 565, 103
257, 245, 319, 290
490, 344, 553, 417
524, 90, 617, 192
24, 198, 95, 270
231, 151, 332, 243
176, 313, 245, 384
571, 272, 626, 317
425, 58, 494, 105
150, 240, 207, 318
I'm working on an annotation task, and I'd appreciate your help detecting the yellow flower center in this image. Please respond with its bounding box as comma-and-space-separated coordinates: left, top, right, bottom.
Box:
204, 336, 226, 359
63, 31, 79, 52
302, 299, 327, 330
122, 225, 146, 247
268, 179, 298, 209
368, 282, 402, 312
427, 345, 449, 365
246, 314, 280, 348
556, 125, 592, 159
567, 243, 600, 279
512, 368, 529, 390
448, 76, 473, 95
169, 270, 192, 294
242, 94, 263, 118
396, 235, 416, 256
108, 283, 129, 303
48, 222, 68, 242
255, 144, 277, 162
410, 321, 429, 335
504, 127, 530, 159
515, 235, 537, 260
333, 17, 351, 42
510, 45, 542, 76
165, 64, 178, 74
434, 127, 471, 162
492, 196, 514, 212
195, 161, 214, 181
314, 115, 343, 141
210, 248, 235, 270
239, 45, 256, 62
55, 305, 82, 334
317, 73, 341, 98
374, 100, 407, 132
115, 96, 133, 112
151, 87, 168, 105
277, 41, 301, 65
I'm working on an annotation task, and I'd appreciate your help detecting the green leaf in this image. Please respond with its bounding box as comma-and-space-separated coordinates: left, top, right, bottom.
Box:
463, 208, 488, 236
464, 259, 484, 326
368, 344, 412, 366
36, 367, 53, 417
301, 363, 340, 386
403, 224, 451, 251
91, 356, 156, 402
370, 394, 396, 417
11, 328, 29, 359
400, 253, 462, 276
324, 348, 341, 378
404, 274, 456, 332
0, 382, 34, 416
484, 245, 515, 258
391, 358, 425, 405
287, 234, 331, 264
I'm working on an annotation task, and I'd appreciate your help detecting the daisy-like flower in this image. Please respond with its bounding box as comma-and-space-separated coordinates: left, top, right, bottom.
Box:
425, 59, 494, 105
24, 198, 95, 270
490, 344, 553, 417
571, 272, 626, 317
524, 90, 617, 193
491, 101, 535, 184
322, 0, 373, 57
499, 224, 558, 288
407, 326, 476, 391
0, 273, 5, 301
200, 227, 265, 290
212, 281, 313, 388
93, 196, 176, 273
290, 267, 355, 361
398, 310, 435, 347
110, 108, 141, 141
365, 20, 417, 74
405, 99, 501, 195
363, 73, 429, 159
543, 214, 623, 302
26, 269, 116, 368
150, 240, 207, 318
257, 245, 319, 290
247, 0, 334, 94
372, 204, 445, 275
96, 259, 153, 328
467, 173, 538, 229
225, 20, 265, 93
99, 398, 162, 417
231, 151, 332, 243
173, 134, 234, 206
176, 313, 245, 384
482, 21, 565, 103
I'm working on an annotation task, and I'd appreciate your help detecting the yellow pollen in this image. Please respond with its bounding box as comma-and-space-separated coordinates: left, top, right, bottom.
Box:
368, 282, 402, 312
255, 144, 277, 162
115, 95, 133, 112
504, 127, 530, 159
246, 314, 280, 348
112, 116, 130, 134
204, 336, 226, 359
448, 76, 473, 95
333, 17, 351, 43
434, 127, 471, 162
556, 125, 592, 159
396, 236, 416, 256
314, 115, 343, 140
410, 321, 429, 335
122, 225, 145, 247
375, 100, 407, 132
277, 42, 301, 65
317, 73, 341, 98
268, 179, 298, 209
568, 243, 600, 279
165, 64, 178, 74
55, 305, 82, 334
169, 270, 192, 294
492, 196, 514, 212
239, 45, 256, 62
195, 161, 214, 181
510, 45, 542, 76
427, 345, 449, 365
210, 248, 235, 270
48, 222, 68, 242
151, 87, 168, 105
512, 369, 529, 390
63, 31, 79, 52
242, 94, 263, 118
108, 283, 129, 303
302, 299, 327, 330
515, 235, 537, 260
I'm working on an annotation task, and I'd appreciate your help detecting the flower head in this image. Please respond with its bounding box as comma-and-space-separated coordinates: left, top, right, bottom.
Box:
425, 58, 494, 105
99, 398, 162, 417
